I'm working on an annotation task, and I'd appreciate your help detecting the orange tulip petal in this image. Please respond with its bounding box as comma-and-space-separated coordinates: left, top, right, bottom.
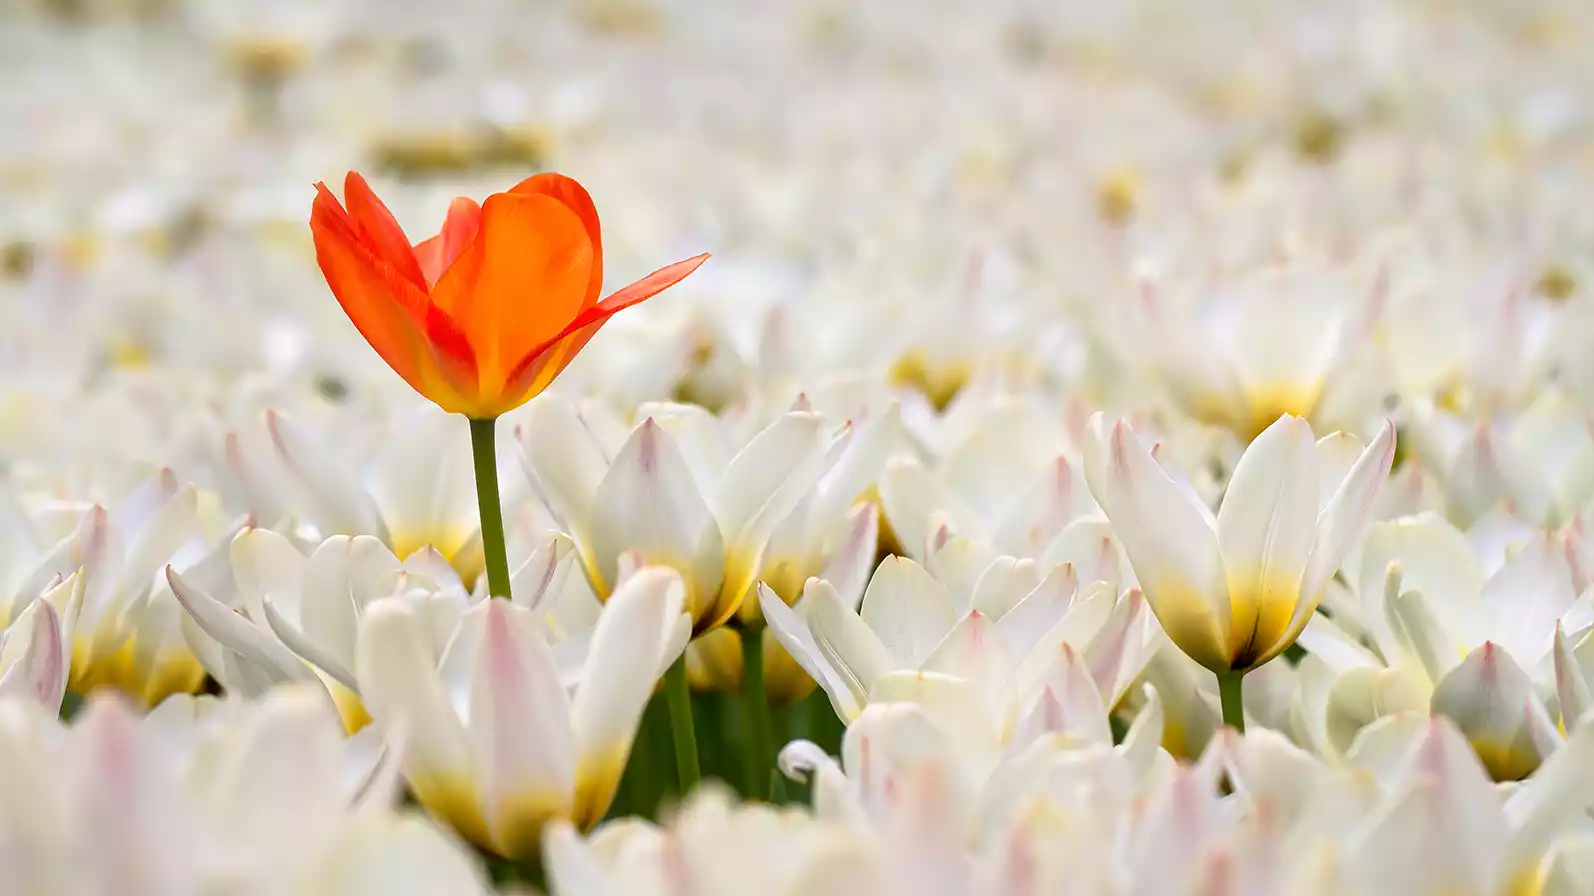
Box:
429, 191, 595, 384
311, 184, 479, 412
342, 171, 428, 291
414, 197, 483, 287
499, 253, 710, 407
509, 173, 603, 307
591, 252, 709, 315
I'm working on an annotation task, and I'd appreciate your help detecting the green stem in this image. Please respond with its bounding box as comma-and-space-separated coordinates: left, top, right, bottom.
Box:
469, 417, 512, 600
1217, 669, 1246, 733
741, 626, 773, 800
664, 656, 700, 793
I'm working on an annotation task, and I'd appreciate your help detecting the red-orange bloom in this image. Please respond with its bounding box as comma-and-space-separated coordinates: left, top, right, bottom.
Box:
310, 171, 708, 418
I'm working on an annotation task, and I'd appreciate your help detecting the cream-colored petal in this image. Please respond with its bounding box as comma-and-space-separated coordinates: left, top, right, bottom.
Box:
1216, 414, 1321, 669
1083, 415, 1229, 671
858, 556, 958, 667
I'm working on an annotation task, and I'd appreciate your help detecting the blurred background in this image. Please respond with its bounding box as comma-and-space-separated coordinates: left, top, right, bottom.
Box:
2, 0, 1593, 507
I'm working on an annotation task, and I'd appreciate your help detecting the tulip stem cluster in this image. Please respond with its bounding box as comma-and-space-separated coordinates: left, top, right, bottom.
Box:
1218, 670, 1246, 733
469, 417, 513, 600
740, 626, 773, 800
664, 656, 701, 792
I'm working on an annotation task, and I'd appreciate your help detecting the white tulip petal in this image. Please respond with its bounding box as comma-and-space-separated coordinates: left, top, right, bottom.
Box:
1216, 413, 1320, 669
859, 556, 958, 667
969, 556, 1042, 621
367, 409, 478, 562
518, 395, 612, 536
589, 418, 724, 607
807, 579, 896, 713
356, 598, 475, 796
1299, 419, 1397, 604
231, 527, 309, 624
0, 599, 64, 710
570, 568, 680, 826
1430, 642, 1561, 781
301, 535, 404, 671
995, 562, 1079, 660
1083, 415, 1229, 671
468, 600, 576, 842
819, 502, 879, 611
167, 566, 316, 686
762, 582, 859, 721
920, 609, 1011, 697
711, 411, 828, 548
267, 410, 386, 540
1481, 531, 1576, 669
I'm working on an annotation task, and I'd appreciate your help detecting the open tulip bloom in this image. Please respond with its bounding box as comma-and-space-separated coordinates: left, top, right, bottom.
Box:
311, 170, 708, 604
1083, 412, 1396, 728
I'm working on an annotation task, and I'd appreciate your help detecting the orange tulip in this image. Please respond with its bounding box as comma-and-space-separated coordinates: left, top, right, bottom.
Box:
310, 171, 708, 418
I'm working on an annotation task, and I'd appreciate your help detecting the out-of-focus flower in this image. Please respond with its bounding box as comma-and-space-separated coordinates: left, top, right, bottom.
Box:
762, 550, 1156, 732
1120, 262, 1386, 440
46, 471, 221, 708
1405, 388, 1594, 529
1300, 526, 1586, 776
877, 392, 1102, 565
252, 406, 490, 583
309, 171, 708, 419
1084, 413, 1395, 674
520, 396, 833, 633
0, 687, 487, 894
356, 566, 689, 860
168, 528, 470, 733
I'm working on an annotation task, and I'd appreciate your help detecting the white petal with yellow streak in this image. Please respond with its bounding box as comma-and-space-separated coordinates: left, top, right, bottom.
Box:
1216, 414, 1320, 669
1083, 415, 1229, 671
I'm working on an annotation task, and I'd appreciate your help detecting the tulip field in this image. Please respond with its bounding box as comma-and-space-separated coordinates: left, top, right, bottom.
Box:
5, 0, 1594, 893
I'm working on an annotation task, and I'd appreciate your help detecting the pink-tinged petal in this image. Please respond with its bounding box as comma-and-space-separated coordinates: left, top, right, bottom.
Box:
1430, 642, 1560, 782
469, 599, 575, 858
414, 197, 483, 288
1553, 625, 1593, 733
1082, 414, 1230, 671
0, 599, 64, 710
342, 171, 428, 289
920, 609, 1011, 704
1346, 717, 1505, 892
587, 418, 724, 622
1011, 643, 1110, 747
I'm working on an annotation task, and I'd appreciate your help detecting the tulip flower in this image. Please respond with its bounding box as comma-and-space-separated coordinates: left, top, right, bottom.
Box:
1083, 413, 1395, 729
310, 170, 708, 603
356, 566, 689, 861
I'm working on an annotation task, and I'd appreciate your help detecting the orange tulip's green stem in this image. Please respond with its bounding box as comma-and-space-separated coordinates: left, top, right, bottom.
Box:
469, 417, 513, 600
1218, 670, 1245, 733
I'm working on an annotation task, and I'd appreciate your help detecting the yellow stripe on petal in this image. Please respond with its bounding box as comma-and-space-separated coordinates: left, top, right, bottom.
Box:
327, 679, 372, 735
570, 748, 628, 831
1223, 575, 1304, 671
